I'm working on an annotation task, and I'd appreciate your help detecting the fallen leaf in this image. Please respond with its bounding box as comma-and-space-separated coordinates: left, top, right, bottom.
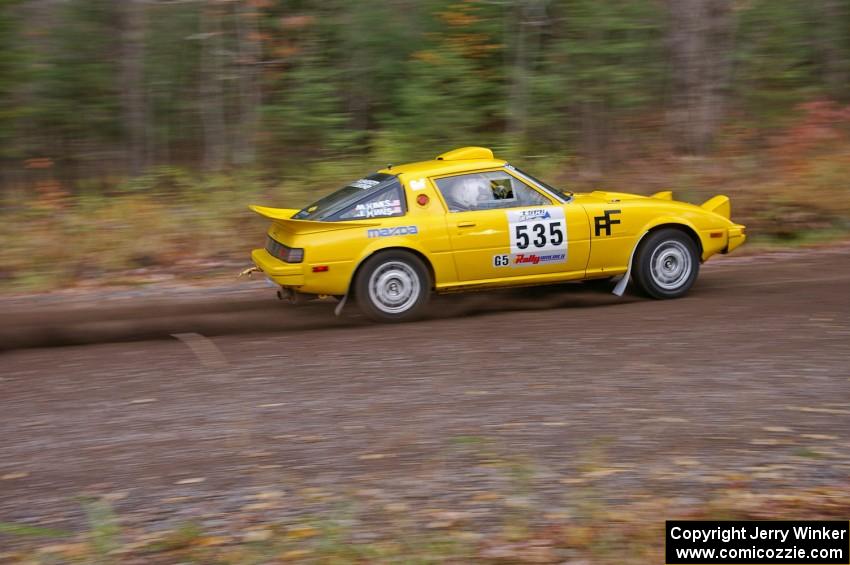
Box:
280, 549, 312, 559
584, 467, 627, 477
762, 426, 792, 433
242, 528, 272, 542
251, 490, 285, 500
175, 477, 206, 485
384, 502, 409, 512
785, 406, 850, 415
286, 525, 319, 539
750, 438, 787, 446
194, 536, 231, 547
37, 543, 88, 557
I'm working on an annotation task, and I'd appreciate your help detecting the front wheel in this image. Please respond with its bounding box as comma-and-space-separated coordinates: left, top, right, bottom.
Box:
632, 229, 700, 299
354, 251, 430, 322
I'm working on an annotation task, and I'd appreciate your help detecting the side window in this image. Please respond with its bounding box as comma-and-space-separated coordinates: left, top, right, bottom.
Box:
335, 181, 406, 220
435, 171, 550, 212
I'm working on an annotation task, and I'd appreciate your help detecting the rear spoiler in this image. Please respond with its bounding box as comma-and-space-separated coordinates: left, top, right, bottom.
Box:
249, 205, 380, 235
700, 195, 731, 219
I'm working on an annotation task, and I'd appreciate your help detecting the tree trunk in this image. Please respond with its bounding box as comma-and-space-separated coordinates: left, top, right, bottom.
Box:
816, 0, 849, 102
666, 0, 734, 155
120, 0, 148, 176
198, 2, 228, 172
234, 0, 262, 165
506, 0, 547, 144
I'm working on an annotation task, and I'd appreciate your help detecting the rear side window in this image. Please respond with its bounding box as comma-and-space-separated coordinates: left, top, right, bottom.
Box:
334, 181, 406, 220
435, 171, 550, 212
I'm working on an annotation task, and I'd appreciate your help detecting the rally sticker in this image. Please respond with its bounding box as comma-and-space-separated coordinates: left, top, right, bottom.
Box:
367, 225, 418, 238
350, 178, 381, 190
409, 178, 427, 191
497, 206, 567, 267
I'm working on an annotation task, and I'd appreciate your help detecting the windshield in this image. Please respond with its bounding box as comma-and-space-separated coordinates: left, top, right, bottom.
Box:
511, 166, 573, 200
293, 173, 398, 221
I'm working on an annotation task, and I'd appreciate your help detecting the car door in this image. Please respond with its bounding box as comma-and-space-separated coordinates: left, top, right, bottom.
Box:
433, 169, 590, 283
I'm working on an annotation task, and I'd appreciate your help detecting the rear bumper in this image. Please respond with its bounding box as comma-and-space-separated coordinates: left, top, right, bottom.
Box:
724, 225, 746, 253
251, 248, 305, 287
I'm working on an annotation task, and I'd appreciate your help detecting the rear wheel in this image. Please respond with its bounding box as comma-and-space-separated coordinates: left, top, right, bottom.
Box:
354, 251, 430, 322
632, 229, 699, 299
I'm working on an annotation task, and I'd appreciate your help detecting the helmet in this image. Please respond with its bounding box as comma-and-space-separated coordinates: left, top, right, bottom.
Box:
452, 175, 489, 210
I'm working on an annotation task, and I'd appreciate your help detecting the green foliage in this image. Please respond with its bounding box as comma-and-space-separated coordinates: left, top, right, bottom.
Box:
0, 0, 849, 293
82, 498, 122, 557
38, 1, 123, 145
0, 0, 847, 177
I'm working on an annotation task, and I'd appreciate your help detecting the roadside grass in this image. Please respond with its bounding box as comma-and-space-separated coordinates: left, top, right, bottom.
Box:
4, 440, 849, 563
2, 481, 849, 564
1, 140, 850, 294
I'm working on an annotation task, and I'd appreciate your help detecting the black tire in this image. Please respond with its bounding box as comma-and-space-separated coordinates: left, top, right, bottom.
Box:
354, 250, 431, 322
632, 229, 700, 299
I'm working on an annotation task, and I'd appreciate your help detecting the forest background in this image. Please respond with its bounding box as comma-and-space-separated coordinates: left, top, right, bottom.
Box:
1, 0, 849, 290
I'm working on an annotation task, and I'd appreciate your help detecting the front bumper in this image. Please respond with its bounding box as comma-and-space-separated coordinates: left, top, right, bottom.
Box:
251, 248, 305, 287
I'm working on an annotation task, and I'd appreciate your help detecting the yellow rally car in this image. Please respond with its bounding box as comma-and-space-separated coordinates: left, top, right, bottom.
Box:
248, 147, 745, 322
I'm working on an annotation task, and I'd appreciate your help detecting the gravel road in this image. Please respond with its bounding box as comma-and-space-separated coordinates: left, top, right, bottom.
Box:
1, 246, 848, 541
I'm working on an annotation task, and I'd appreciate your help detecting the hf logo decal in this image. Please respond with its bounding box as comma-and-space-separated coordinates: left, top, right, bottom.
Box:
594, 209, 621, 237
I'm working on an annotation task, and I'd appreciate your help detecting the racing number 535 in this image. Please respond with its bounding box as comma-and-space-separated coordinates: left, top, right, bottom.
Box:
514, 221, 564, 250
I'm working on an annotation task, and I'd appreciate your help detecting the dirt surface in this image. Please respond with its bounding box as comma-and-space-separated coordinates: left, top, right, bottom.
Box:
1, 246, 849, 544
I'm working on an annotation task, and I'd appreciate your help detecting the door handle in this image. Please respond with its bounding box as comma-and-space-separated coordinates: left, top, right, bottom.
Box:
457, 221, 476, 228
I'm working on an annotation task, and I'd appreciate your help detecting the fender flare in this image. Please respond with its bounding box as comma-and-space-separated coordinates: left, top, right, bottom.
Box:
335, 240, 437, 317
612, 218, 703, 297
639, 217, 704, 257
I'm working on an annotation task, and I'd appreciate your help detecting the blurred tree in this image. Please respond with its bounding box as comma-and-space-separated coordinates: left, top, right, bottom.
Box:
0, 0, 23, 161
812, 0, 850, 103
198, 1, 228, 172
533, 0, 663, 172
233, 0, 263, 166
506, 0, 549, 143
0, 0, 848, 191
120, 0, 148, 176
666, 0, 734, 155
36, 0, 123, 183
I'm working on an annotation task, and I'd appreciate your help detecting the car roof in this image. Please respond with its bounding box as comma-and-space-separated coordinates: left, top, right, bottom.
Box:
377, 147, 506, 179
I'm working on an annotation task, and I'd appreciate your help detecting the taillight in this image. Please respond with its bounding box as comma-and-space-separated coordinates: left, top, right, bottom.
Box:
266, 236, 304, 263
286, 247, 304, 263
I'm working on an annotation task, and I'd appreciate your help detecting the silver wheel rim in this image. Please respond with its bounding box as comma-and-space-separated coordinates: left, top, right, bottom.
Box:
649, 240, 692, 290
368, 261, 421, 314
